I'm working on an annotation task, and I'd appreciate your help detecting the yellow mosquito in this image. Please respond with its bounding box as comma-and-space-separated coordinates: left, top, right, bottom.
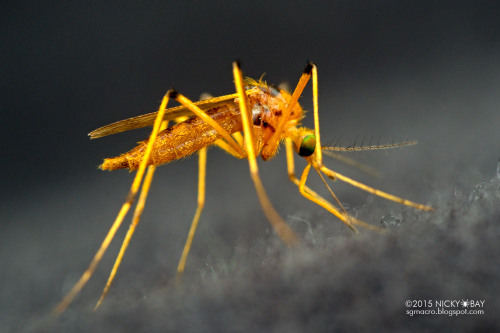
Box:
52, 61, 432, 315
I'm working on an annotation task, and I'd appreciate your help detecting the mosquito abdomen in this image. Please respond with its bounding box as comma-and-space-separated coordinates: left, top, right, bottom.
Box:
101, 104, 242, 171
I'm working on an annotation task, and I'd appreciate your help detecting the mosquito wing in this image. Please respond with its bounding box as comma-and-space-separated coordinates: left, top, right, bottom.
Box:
89, 88, 259, 139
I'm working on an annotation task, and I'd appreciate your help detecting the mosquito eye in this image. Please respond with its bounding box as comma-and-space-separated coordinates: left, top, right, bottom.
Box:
252, 114, 262, 126
298, 134, 316, 157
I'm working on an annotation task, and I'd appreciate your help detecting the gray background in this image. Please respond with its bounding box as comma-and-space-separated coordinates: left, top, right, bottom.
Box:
2, 1, 499, 331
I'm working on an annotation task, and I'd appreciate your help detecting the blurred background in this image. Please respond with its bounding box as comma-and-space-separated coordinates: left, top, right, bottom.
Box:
2, 1, 499, 331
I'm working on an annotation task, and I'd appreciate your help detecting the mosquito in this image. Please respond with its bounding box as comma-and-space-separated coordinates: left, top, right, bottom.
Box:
52, 61, 432, 315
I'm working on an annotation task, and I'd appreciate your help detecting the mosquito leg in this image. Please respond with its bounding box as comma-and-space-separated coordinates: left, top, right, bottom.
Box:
93, 120, 169, 310
176, 146, 207, 281
52, 91, 173, 316
299, 164, 383, 231
310, 63, 322, 166
233, 61, 299, 246
286, 138, 336, 214
261, 62, 313, 160
319, 165, 433, 211
285, 139, 382, 232
231, 131, 244, 147
212, 138, 243, 158
299, 163, 356, 230
287, 137, 353, 230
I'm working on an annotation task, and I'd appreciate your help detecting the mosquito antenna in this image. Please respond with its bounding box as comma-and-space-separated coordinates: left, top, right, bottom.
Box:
322, 139, 417, 152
